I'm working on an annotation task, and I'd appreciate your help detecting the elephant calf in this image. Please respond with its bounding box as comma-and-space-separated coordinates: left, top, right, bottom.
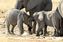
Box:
5, 9, 32, 35
33, 8, 61, 36
33, 11, 46, 36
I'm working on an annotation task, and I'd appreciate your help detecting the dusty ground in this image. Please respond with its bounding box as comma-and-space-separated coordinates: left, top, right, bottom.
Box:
0, 0, 63, 42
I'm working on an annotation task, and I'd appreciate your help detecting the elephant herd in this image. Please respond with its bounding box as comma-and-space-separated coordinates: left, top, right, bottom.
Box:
4, 0, 63, 37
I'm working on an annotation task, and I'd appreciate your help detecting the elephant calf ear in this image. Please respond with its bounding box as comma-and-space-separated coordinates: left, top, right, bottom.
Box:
27, 0, 43, 10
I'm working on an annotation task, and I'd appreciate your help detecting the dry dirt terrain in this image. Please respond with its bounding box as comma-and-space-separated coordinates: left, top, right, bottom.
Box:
0, 0, 63, 42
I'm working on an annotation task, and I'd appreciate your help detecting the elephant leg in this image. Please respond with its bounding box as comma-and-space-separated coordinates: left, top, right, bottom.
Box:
36, 21, 41, 36
52, 21, 58, 36
29, 11, 35, 34
59, 18, 63, 36
36, 21, 45, 36
19, 22, 24, 35
27, 16, 33, 34
42, 14, 47, 36
52, 14, 60, 36
43, 24, 47, 36
27, 25, 32, 34
17, 20, 24, 35
11, 25, 15, 34
40, 29, 43, 35
7, 24, 11, 34
60, 18, 63, 28
36, 25, 45, 36
32, 20, 36, 34
55, 20, 60, 36
36, 27, 42, 36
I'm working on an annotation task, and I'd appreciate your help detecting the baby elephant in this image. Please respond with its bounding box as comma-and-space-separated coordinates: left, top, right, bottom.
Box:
33, 9, 61, 36
5, 9, 32, 35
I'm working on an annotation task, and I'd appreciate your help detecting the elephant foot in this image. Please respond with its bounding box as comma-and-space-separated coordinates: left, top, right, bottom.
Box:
36, 34, 40, 36
36, 32, 40, 36
28, 27, 32, 35
28, 30, 33, 35
53, 33, 59, 37
11, 31, 15, 35
58, 33, 63, 37
7, 31, 12, 34
29, 30, 33, 35
29, 29, 32, 35
11, 32, 15, 35
43, 32, 47, 36
7, 32, 13, 35
59, 29, 63, 36
19, 30, 24, 35
33, 31, 36, 34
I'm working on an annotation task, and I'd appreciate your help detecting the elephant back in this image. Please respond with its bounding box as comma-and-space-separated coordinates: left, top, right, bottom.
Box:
27, 0, 44, 10
27, 0, 52, 12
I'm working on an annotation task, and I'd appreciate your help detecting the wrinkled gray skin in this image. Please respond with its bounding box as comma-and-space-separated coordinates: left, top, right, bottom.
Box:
15, 0, 52, 34
5, 9, 32, 35
15, 0, 52, 12
57, 0, 63, 36
17, 11, 32, 35
33, 11, 45, 36
32, 0, 63, 36
33, 8, 62, 36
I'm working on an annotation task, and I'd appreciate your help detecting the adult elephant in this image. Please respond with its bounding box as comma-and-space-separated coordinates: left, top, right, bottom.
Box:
15, 0, 52, 34
15, 0, 52, 14
57, 0, 63, 36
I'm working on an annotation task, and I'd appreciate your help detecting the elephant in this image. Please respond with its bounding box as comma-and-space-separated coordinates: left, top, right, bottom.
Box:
15, 0, 52, 13
32, 11, 46, 36
57, 0, 63, 36
15, 0, 52, 34
5, 8, 32, 35
33, 7, 62, 36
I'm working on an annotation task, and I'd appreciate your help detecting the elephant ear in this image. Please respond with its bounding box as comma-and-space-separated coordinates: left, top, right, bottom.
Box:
58, 0, 63, 18
27, 0, 43, 10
